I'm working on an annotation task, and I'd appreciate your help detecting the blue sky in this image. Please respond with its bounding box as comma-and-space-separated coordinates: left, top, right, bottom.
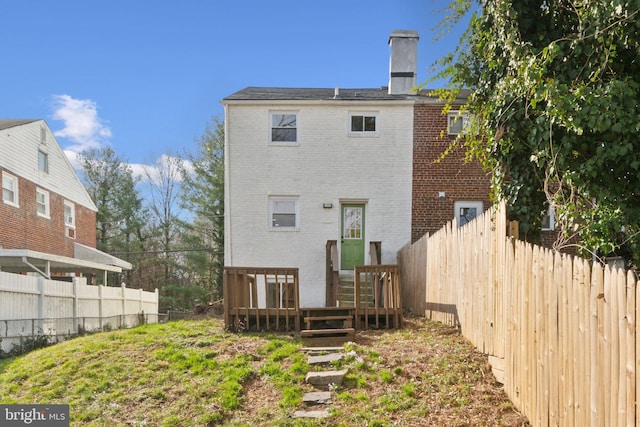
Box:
1, 1, 468, 175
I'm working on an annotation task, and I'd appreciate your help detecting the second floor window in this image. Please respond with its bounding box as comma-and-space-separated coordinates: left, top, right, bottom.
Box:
38, 150, 49, 173
2, 172, 18, 207
36, 188, 50, 218
271, 113, 297, 143
64, 201, 76, 227
350, 114, 377, 134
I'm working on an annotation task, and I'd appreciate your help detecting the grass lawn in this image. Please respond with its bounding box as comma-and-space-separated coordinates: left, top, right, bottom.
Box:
0, 316, 529, 426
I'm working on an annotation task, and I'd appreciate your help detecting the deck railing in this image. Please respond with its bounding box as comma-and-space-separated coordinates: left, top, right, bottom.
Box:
354, 264, 402, 329
326, 240, 339, 306
223, 267, 300, 331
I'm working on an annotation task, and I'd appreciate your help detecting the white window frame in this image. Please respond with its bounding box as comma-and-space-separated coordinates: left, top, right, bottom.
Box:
268, 196, 299, 231
448, 111, 469, 135
541, 204, 555, 231
269, 112, 298, 145
38, 150, 49, 173
36, 188, 50, 218
349, 112, 379, 136
64, 200, 76, 228
2, 172, 19, 207
454, 201, 483, 227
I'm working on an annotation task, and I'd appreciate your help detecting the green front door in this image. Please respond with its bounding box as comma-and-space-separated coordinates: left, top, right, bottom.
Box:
341, 204, 365, 270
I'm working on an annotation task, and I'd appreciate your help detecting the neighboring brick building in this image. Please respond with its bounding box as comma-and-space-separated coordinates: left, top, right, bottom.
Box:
0, 119, 130, 281
411, 95, 492, 242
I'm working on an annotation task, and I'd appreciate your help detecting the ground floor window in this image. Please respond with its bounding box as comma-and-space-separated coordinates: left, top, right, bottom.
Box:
269, 196, 299, 230
454, 201, 483, 227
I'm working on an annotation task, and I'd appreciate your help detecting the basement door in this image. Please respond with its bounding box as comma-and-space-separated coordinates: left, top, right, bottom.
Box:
341, 204, 365, 270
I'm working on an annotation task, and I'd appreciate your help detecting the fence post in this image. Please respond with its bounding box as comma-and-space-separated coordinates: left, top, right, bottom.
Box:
37, 276, 44, 334
99, 284, 104, 331
73, 277, 79, 335
121, 282, 126, 328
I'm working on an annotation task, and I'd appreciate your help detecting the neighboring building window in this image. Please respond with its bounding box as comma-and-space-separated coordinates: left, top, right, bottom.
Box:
454, 201, 483, 227
64, 201, 76, 228
269, 197, 299, 230
542, 204, 555, 231
270, 113, 297, 143
40, 126, 47, 145
38, 150, 49, 173
448, 111, 469, 135
2, 172, 19, 207
350, 113, 378, 135
36, 188, 50, 218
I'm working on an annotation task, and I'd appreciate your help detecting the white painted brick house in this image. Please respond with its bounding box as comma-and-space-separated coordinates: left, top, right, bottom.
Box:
222, 31, 419, 308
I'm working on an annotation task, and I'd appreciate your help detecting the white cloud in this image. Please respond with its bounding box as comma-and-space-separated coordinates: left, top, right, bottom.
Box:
51, 94, 112, 153
63, 149, 81, 170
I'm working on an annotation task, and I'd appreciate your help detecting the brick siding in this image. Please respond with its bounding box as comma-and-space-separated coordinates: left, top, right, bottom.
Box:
411, 104, 492, 242
0, 168, 96, 256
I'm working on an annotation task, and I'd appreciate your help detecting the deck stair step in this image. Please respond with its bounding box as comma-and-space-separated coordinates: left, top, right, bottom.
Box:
337, 277, 376, 307
301, 328, 355, 346
304, 315, 353, 329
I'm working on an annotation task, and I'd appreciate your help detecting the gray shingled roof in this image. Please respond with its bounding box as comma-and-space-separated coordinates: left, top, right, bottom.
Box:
223, 87, 412, 101
222, 86, 470, 102
0, 119, 39, 130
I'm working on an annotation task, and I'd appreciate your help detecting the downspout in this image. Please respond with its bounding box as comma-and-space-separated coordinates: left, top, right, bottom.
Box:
21, 257, 51, 280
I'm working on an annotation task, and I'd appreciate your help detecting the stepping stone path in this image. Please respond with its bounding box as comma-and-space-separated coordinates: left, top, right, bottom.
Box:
292, 346, 348, 420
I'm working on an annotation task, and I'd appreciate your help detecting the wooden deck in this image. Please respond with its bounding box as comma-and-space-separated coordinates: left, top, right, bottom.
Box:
223, 265, 402, 334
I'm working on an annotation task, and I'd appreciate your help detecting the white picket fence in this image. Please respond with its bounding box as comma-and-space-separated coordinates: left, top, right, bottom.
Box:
0, 271, 159, 354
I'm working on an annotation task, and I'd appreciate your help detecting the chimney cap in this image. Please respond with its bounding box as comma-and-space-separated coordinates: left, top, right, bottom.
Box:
388, 30, 419, 43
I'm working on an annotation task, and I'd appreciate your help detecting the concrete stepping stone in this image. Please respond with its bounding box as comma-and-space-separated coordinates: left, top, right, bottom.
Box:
308, 352, 344, 365
302, 391, 332, 405
305, 369, 348, 389
301, 346, 344, 355
293, 409, 330, 419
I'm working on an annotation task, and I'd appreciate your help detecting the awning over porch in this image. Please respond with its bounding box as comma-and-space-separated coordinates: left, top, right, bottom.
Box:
0, 243, 131, 278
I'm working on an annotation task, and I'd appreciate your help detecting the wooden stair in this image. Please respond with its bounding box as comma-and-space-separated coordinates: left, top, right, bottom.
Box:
300, 307, 355, 346
337, 275, 376, 308
301, 328, 355, 346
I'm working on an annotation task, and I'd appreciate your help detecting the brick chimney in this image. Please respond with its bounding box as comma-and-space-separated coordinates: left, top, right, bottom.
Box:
388, 30, 419, 95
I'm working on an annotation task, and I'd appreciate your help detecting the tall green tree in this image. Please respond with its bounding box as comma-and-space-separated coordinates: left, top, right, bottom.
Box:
434, 1, 640, 266
79, 147, 147, 284
143, 153, 186, 291
180, 116, 225, 301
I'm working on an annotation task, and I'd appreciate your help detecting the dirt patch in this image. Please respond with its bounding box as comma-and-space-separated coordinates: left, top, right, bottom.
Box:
225, 315, 530, 426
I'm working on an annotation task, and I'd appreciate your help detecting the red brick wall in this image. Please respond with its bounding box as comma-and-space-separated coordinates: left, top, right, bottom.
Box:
0, 168, 96, 255
412, 104, 492, 242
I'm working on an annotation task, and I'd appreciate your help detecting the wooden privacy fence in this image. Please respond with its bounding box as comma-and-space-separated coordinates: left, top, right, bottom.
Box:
398, 202, 640, 426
